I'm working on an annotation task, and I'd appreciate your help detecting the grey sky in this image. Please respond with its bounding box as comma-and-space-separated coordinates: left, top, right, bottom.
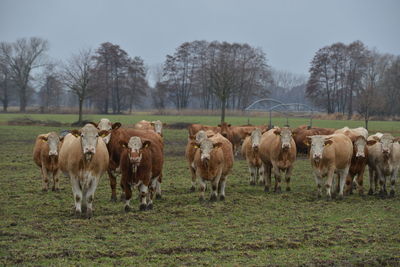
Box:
1, 0, 399, 76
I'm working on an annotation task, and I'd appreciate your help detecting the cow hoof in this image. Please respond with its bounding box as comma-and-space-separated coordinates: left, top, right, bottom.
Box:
250, 181, 256, 186
275, 187, 282, 193
42, 188, 48, 192
209, 194, 217, 202
219, 195, 225, 201
286, 187, 291, 192
110, 195, 117, 202
124, 205, 131, 212
337, 195, 344, 201
379, 191, 386, 198
190, 186, 195, 192
156, 194, 162, 200
120, 193, 126, 202
317, 194, 322, 199
264, 187, 270, 193
86, 209, 93, 219
390, 190, 395, 197
54, 188, 60, 192
358, 190, 364, 197
199, 196, 205, 203
74, 210, 82, 218
139, 204, 147, 211
147, 203, 153, 210
368, 189, 374, 196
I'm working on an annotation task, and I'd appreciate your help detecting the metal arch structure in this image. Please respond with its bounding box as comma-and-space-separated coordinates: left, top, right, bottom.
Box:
244, 99, 315, 128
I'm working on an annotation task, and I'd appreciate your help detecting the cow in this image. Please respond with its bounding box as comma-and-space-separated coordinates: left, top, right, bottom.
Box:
59, 124, 109, 218
188, 124, 220, 136
292, 125, 336, 154
334, 127, 369, 195
185, 130, 215, 192
367, 133, 383, 195
33, 132, 62, 191
120, 136, 163, 211
98, 122, 164, 201
134, 120, 165, 137
193, 133, 234, 201
366, 133, 400, 197
306, 134, 353, 200
259, 127, 297, 193
231, 125, 268, 156
241, 128, 264, 185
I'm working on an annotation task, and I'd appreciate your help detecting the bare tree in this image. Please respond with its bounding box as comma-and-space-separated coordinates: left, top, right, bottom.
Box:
0, 58, 12, 112
39, 63, 64, 113
0, 37, 48, 112
61, 49, 93, 123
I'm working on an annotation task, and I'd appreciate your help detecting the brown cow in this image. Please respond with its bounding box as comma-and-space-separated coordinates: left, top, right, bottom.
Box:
120, 136, 163, 211
260, 127, 297, 192
188, 124, 220, 136
33, 132, 62, 191
59, 124, 109, 218
98, 122, 164, 201
241, 128, 264, 185
185, 130, 215, 191
306, 134, 353, 199
193, 133, 234, 201
134, 120, 165, 137
292, 125, 335, 154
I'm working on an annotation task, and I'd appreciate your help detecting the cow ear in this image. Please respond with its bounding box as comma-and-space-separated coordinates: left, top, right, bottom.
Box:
217, 124, 221, 127
228, 124, 231, 127
39, 135, 48, 142
324, 139, 333, 146
163, 123, 167, 126
367, 140, 377, 146
188, 135, 195, 141
304, 136, 311, 147
292, 132, 296, 137
150, 122, 155, 126
98, 130, 109, 138
70, 130, 81, 138
59, 136, 65, 142
274, 129, 281, 135
142, 140, 151, 148
112, 122, 122, 130
119, 140, 128, 148
88, 122, 98, 128
213, 142, 223, 148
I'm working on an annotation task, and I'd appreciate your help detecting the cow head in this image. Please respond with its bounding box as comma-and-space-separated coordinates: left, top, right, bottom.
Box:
150, 120, 164, 136
195, 130, 207, 143
307, 135, 333, 162
199, 139, 222, 164
39, 132, 60, 157
120, 136, 151, 172
274, 127, 293, 150
97, 118, 112, 131
71, 124, 99, 161
218, 122, 231, 138
251, 128, 262, 151
97, 122, 122, 144
354, 136, 367, 158
367, 134, 397, 160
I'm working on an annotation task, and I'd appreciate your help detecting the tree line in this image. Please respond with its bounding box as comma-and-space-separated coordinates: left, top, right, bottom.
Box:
0, 37, 399, 123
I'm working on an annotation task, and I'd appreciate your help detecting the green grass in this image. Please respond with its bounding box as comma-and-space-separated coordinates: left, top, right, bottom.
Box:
0, 114, 399, 266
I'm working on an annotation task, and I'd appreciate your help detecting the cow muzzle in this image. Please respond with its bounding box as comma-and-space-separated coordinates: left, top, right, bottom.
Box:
282, 143, 290, 150
222, 133, 227, 138
356, 152, 365, 158
252, 145, 259, 152
84, 147, 95, 154
201, 155, 210, 163
313, 154, 322, 161
49, 151, 58, 156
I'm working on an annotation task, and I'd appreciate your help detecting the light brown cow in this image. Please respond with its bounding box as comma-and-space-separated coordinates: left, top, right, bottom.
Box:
241, 128, 264, 185
334, 127, 368, 140
292, 125, 335, 154
134, 120, 165, 136
306, 134, 353, 199
59, 124, 109, 218
188, 124, 220, 136
231, 125, 268, 155
367, 133, 400, 197
367, 133, 383, 195
193, 133, 234, 201
185, 130, 215, 191
33, 132, 62, 191
260, 127, 297, 192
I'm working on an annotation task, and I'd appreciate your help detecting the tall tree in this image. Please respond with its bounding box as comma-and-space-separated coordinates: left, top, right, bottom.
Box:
0, 37, 48, 112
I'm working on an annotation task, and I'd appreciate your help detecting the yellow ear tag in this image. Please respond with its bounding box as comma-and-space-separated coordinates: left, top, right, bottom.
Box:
193, 145, 199, 149
325, 143, 330, 147
144, 144, 149, 148
122, 144, 126, 148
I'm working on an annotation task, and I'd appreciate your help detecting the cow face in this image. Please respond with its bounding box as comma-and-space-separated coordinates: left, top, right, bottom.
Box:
71, 124, 99, 161
150, 120, 163, 135
195, 130, 207, 143
40, 132, 60, 156
97, 122, 122, 144
199, 139, 222, 163
251, 128, 262, 151
97, 118, 112, 131
354, 136, 367, 158
274, 127, 293, 150
307, 135, 333, 162
121, 136, 151, 172
378, 134, 396, 159
218, 122, 231, 138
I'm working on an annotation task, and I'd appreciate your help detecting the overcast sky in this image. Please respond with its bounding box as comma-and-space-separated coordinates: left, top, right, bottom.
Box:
1, 0, 399, 77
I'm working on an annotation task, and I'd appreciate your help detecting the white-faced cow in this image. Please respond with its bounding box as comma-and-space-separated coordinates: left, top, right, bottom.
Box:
241, 128, 264, 185
134, 120, 165, 137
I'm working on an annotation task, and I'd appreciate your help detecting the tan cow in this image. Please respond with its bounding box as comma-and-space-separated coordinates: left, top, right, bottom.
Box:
259, 127, 296, 192
241, 128, 264, 185
193, 133, 234, 201
334, 127, 368, 140
306, 134, 353, 199
134, 120, 165, 137
367, 133, 400, 197
188, 124, 220, 136
231, 125, 268, 156
33, 132, 62, 191
367, 133, 383, 195
59, 124, 109, 218
185, 130, 215, 191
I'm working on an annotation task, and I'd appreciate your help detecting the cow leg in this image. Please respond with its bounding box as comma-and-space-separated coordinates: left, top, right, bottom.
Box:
70, 176, 83, 217
272, 165, 281, 193
249, 166, 256, 186
147, 178, 158, 210
313, 172, 323, 198
210, 172, 222, 202
389, 169, 398, 197
258, 165, 265, 185
218, 178, 226, 201
285, 166, 293, 191
190, 164, 196, 192
139, 184, 148, 211
376, 168, 386, 197
41, 166, 49, 192
356, 167, 365, 196
123, 179, 133, 212
84, 176, 99, 219
368, 167, 375, 195
325, 169, 335, 200
263, 163, 272, 192
198, 178, 206, 202
108, 170, 118, 202
344, 174, 353, 195
338, 168, 349, 200
52, 169, 60, 192
155, 174, 162, 199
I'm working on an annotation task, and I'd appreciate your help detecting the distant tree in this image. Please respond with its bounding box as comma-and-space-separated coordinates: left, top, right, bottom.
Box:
126, 56, 148, 112
39, 64, 64, 113
381, 56, 400, 116
61, 49, 93, 123
0, 37, 48, 112
0, 58, 12, 112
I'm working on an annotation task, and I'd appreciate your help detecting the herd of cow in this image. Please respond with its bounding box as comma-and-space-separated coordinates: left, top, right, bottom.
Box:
32, 119, 400, 219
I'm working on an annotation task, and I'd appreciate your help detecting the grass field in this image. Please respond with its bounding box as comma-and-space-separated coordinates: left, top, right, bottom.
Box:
0, 114, 399, 266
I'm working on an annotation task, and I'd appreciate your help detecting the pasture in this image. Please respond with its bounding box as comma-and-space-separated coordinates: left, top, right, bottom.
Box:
0, 114, 399, 266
